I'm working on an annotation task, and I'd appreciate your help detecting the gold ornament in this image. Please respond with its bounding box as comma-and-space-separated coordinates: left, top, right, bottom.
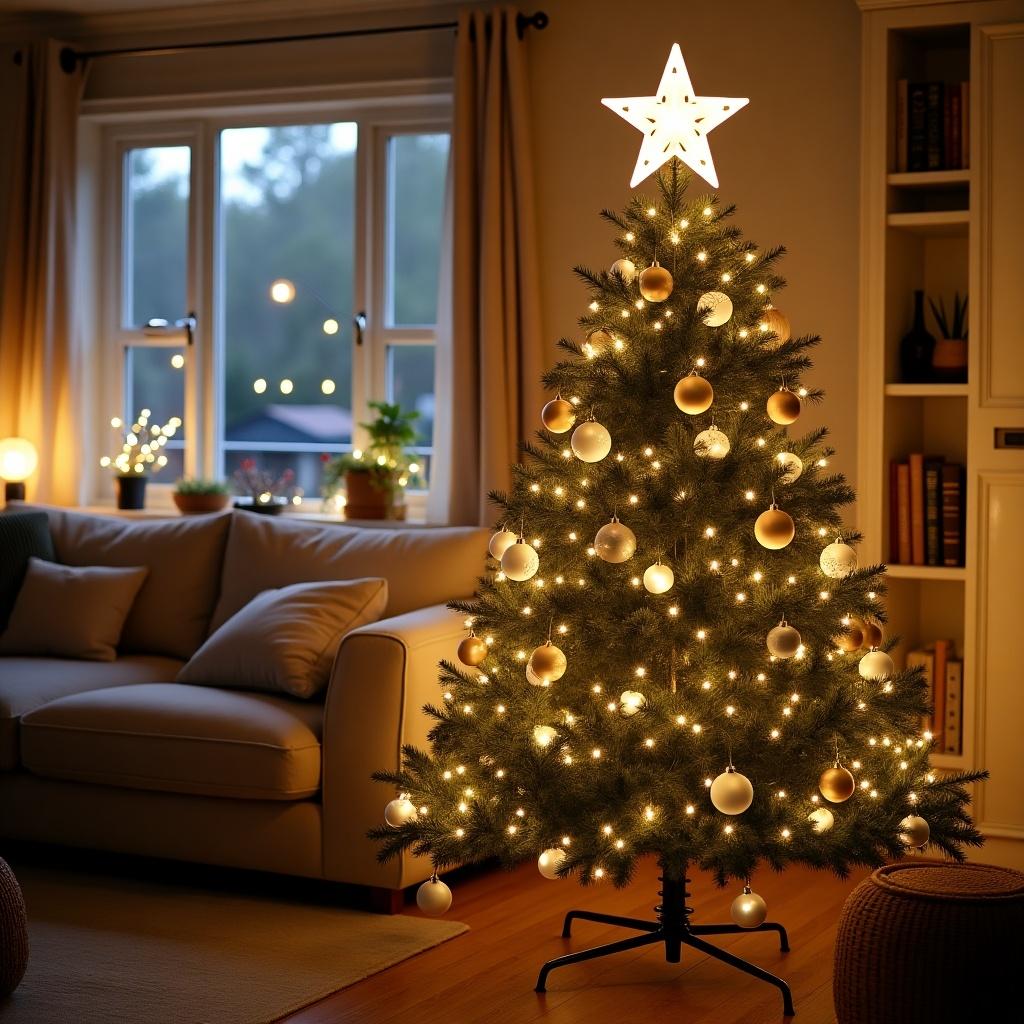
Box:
710, 766, 754, 815
835, 619, 865, 653
730, 886, 768, 928
754, 505, 795, 550
488, 528, 518, 560
859, 649, 894, 681
457, 633, 488, 667
594, 517, 637, 563
766, 619, 801, 659
538, 848, 566, 880
529, 641, 567, 683
610, 258, 637, 282
541, 397, 576, 433
820, 540, 858, 578
766, 388, 801, 426
674, 373, 714, 415
501, 539, 540, 581
584, 329, 615, 357
900, 814, 930, 848
570, 420, 612, 463
761, 307, 791, 348
819, 764, 856, 803
808, 807, 835, 833
862, 619, 884, 648
698, 290, 734, 327
638, 261, 673, 302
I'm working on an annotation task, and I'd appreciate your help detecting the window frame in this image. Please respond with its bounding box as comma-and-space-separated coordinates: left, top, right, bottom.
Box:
90, 91, 450, 510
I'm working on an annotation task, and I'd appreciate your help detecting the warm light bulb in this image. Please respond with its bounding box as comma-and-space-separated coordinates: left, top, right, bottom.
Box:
0, 438, 38, 483
322, 318, 339, 335
270, 278, 296, 303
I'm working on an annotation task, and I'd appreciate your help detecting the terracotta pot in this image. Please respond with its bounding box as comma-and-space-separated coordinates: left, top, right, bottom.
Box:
115, 475, 147, 510
345, 469, 405, 520
173, 492, 231, 515
932, 337, 968, 383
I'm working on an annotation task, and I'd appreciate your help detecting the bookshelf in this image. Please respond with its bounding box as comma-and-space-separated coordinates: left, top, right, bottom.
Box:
857, 1, 1024, 868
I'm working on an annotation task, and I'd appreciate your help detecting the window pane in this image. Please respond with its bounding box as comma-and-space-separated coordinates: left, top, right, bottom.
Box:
124, 146, 190, 327
219, 123, 356, 478
388, 344, 434, 447
386, 133, 449, 327
124, 345, 185, 479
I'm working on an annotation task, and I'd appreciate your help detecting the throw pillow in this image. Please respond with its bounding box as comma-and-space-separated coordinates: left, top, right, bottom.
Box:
0, 558, 148, 662
177, 577, 388, 699
0, 511, 54, 631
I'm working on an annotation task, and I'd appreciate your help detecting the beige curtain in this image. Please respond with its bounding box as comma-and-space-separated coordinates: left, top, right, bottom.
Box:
0, 41, 85, 505
428, 5, 545, 526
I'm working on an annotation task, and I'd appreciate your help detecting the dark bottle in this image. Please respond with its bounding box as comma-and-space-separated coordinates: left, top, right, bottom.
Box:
899, 290, 935, 383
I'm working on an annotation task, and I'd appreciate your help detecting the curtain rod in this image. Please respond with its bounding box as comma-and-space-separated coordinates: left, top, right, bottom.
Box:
55, 9, 548, 73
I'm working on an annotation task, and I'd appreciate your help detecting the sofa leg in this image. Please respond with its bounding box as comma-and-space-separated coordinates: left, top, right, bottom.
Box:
366, 885, 405, 915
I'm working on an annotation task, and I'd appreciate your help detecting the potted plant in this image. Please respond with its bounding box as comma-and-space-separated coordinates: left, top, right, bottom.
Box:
99, 409, 180, 510
321, 401, 423, 520
173, 477, 231, 515
232, 459, 297, 515
929, 292, 968, 383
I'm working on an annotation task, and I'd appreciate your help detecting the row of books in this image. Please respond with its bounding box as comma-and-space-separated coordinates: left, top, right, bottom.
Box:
889, 456, 965, 567
907, 640, 963, 755
894, 80, 969, 172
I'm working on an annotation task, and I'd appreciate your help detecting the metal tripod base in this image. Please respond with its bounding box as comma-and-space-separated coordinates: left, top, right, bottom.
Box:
534, 872, 795, 1016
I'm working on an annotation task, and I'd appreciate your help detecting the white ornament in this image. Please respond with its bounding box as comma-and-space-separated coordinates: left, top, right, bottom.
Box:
594, 518, 637, 563
730, 886, 768, 928
538, 847, 566, 880
384, 797, 417, 828
533, 725, 558, 747
900, 814, 930, 848
766, 620, 802, 659
610, 258, 637, 283
570, 421, 612, 463
602, 43, 749, 188
698, 290, 734, 327
488, 528, 518, 560
710, 767, 754, 815
619, 690, 646, 717
776, 451, 804, 485
694, 426, 730, 460
416, 877, 453, 916
643, 562, 674, 594
808, 807, 835, 833
501, 540, 539, 582
859, 649, 894, 681
820, 540, 858, 579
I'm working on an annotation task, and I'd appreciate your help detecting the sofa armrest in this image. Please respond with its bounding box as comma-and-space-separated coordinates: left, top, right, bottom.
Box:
321, 602, 466, 888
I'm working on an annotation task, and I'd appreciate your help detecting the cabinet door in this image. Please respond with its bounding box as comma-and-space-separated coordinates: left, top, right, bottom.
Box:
970, 23, 1024, 853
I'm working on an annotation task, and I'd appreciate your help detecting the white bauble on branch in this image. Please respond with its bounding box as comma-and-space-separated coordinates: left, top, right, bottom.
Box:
538, 847, 566, 880
710, 767, 754, 815
900, 814, 930, 848
384, 797, 417, 828
594, 517, 637, 563
694, 426, 730, 460
776, 451, 803, 484
501, 540, 539, 582
859, 649, 894, 681
698, 290, 734, 327
610, 258, 637, 282
820, 540, 858, 579
730, 886, 768, 928
643, 562, 674, 594
766, 619, 802, 659
488, 528, 518, 560
571, 421, 612, 463
619, 690, 646, 716
416, 877, 453, 916
808, 807, 835, 833
533, 725, 558, 747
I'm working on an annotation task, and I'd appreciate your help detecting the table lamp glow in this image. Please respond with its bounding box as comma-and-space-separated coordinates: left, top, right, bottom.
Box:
0, 437, 38, 502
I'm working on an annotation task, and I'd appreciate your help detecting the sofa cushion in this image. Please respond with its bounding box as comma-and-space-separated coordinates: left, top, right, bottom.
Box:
18, 505, 231, 660
0, 655, 184, 771
178, 577, 388, 699
20, 683, 322, 801
0, 558, 148, 662
0, 510, 55, 630
210, 512, 488, 630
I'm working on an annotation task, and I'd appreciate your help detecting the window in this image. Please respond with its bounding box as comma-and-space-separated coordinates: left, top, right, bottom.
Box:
98, 99, 449, 505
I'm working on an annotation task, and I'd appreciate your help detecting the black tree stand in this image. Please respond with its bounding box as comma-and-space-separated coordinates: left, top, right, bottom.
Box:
535, 868, 795, 1016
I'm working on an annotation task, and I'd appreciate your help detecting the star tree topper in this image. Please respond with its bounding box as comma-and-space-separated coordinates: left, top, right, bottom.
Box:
602, 43, 749, 189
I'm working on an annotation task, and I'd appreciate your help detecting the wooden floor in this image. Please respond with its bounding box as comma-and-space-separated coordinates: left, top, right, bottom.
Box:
286, 857, 868, 1024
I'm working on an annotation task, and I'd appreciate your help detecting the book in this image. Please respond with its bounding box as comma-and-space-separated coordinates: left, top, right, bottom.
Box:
907, 82, 928, 171
896, 462, 912, 565
949, 88, 961, 170
925, 81, 945, 170
942, 88, 953, 170
907, 648, 935, 735
944, 659, 963, 756
932, 639, 951, 752
895, 79, 909, 172
908, 453, 925, 565
941, 463, 966, 567
961, 81, 970, 168
889, 460, 901, 562
924, 456, 945, 566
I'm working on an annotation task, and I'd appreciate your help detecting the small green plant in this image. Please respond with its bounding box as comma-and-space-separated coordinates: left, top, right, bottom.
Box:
174, 477, 230, 496
928, 292, 968, 340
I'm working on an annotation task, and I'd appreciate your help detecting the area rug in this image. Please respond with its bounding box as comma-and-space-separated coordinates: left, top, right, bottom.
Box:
1, 865, 468, 1023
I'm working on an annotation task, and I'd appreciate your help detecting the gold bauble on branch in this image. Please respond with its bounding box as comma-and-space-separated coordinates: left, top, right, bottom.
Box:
766, 388, 802, 426
594, 517, 637, 563
500, 539, 540, 581
610, 257, 637, 283
698, 290, 734, 327
766, 619, 802, 659
673, 373, 714, 415
761, 307, 791, 348
710, 767, 754, 815
835, 618, 865, 653
819, 764, 856, 803
730, 886, 768, 928
541, 396, 576, 433
584, 329, 615, 357
570, 420, 612, 463
488, 528, 518, 560
900, 814, 930, 848
862, 619, 884, 648
457, 633, 488, 667
754, 505, 795, 550
529, 641, 567, 683
638, 261, 673, 302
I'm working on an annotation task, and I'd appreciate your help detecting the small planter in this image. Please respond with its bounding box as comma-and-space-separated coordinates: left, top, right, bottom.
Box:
115, 474, 147, 510
932, 337, 967, 383
344, 469, 405, 521
173, 492, 231, 515
233, 495, 289, 516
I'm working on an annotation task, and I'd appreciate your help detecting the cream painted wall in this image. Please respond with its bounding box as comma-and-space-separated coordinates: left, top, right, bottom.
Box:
526, 0, 862, 500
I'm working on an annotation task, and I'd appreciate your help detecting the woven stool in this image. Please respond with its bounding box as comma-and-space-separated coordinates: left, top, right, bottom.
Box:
834, 862, 1024, 1024
0, 857, 28, 996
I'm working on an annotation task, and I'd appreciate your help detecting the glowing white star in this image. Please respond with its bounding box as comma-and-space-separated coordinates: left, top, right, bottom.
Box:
602, 43, 749, 189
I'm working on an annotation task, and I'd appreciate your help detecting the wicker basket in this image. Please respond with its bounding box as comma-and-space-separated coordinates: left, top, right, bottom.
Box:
834, 862, 1024, 1024
0, 857, 28, 996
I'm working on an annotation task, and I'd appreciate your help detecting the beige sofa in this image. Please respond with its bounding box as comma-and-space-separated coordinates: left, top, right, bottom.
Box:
0, 505, 487, 906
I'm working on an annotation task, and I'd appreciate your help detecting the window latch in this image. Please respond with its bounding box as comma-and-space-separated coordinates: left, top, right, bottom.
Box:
353, 311, 366, 347
144, 312, 196, 346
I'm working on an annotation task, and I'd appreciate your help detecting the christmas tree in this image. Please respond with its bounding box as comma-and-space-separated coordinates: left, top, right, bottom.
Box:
372, 43, 985, 1004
